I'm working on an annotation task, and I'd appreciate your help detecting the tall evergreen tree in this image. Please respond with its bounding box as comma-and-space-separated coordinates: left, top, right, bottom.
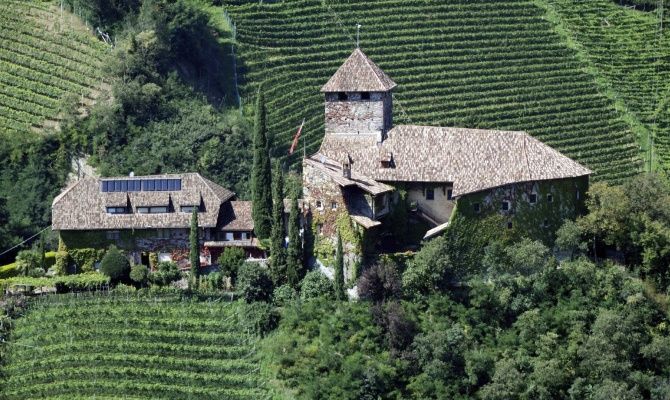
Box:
189, 208, 200, 289
270, 160, 287, 285
251, 87, 273, 238
286, 196, 302, 288
334, 230, 346, 300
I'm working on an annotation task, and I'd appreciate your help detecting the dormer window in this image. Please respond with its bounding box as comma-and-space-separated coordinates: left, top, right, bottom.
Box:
337, 92, 347, 101
137, 206, 169, 214
361, 92, 370, 100
106, 207, 129, 214
180, 205, 199, 213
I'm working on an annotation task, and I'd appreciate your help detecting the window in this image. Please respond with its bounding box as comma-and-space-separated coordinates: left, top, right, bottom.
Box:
547, 194, 554, 203
529, 193, 537, 204
106, 230, 120, 240
501, 200, 510, 211
337, 92, 347, 101
426, 188, 435, 200
137, 206, 168, 214
507, 222, 513, 230
576, 190, 580, 200
361, 92, 370, 100
447, 189, 453, 200
473, 203, 481, 213
241, 232, 249, 240
543, 219, 549, 228
157, 229, 170, 239
181, 206, 198, 213
106, 207, 128, 214
316, 200, 323, 210
225, 232, 234, 241
331, 201, 338, 211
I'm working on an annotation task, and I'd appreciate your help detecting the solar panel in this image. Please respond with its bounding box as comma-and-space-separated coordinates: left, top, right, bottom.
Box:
101, 178, 183, 192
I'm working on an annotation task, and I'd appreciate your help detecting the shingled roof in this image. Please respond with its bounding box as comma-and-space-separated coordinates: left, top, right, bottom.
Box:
52, 173, 235, 231
321, 48, 397, 92
316, 125, 592, 197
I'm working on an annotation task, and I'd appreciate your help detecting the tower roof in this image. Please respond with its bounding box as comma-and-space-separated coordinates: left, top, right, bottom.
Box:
321, 48, 397, 93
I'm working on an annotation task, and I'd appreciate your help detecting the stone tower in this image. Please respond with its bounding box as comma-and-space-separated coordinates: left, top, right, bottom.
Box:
321, 48, 396, 143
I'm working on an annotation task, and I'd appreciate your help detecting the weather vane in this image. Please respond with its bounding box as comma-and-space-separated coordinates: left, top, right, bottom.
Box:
356, 24, 361, 48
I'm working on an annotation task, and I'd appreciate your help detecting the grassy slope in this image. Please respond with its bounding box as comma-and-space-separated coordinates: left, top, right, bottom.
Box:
1, 295, 268, 399
537, 0, 670, 172
223, 0, 643, 184
0, 1, 108, 136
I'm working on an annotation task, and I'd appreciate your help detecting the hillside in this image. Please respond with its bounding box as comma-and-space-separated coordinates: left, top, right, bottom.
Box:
224, 0, 643, 183
0, 0, 109, 136
540, 0, 670, 171
1, 295, 268, 399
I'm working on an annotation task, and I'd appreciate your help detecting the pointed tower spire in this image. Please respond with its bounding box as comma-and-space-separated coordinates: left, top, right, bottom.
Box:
321, 48, 396, 93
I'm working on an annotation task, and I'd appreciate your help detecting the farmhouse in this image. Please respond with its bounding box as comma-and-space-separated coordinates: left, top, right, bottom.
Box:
303, 48, 592, 247
51, 173, 263, 268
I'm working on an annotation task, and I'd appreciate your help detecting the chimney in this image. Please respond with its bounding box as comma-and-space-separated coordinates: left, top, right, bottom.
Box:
342, 153, 352, 179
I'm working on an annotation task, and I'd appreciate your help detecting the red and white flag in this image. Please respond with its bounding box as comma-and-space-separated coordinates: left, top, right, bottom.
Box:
289, 119, 305, 155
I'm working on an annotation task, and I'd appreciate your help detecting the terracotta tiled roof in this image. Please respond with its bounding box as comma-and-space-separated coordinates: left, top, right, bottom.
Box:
316, 125, 592, 197
52, 173, 234, 230
321, 48, 397, 93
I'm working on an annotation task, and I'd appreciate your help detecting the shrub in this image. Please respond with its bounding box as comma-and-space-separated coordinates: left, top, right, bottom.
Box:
130, 264, 149, 285
149, 261, 181, 287
358, 262, 402, 303
204, 271, 225, 291
218, 247, 246, 286
54, 251, 69, 276
0, 263, 18, 279
15, 250, 40, 276
300, 270, 334, 300
273, 284, 297, 307
100, 246, 130, 283
237, 262, 273, 303
238, 301, 279, 336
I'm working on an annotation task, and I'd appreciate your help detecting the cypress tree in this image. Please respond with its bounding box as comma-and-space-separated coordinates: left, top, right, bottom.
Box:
38, 232, 46, 271
269, 160, 287, 285
251, 87, 273, 238
189, 208, 200, 288
334, 230, 346, 300
286, 196, 302, 288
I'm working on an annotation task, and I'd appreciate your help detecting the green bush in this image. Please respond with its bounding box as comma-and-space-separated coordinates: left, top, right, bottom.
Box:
238, 301, 279, 336
0, 263, 17, 279
100, 246, 130, 284
300, 270, 334, 300
54, 251, 69, 276
218, 247, 246, 286
203, 271, 225, 291
130, 264, 149, 285
273, 284, 297, 307
149, 261, 181, 287
15, 250, 41, 276
237, 262, 273, 303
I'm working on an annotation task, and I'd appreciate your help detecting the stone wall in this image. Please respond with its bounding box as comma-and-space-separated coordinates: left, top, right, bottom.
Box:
324, 92, 392, 140
303, 160, 346, 239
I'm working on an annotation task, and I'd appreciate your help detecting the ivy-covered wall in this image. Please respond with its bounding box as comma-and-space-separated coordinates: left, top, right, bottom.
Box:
455, 176, 589, 244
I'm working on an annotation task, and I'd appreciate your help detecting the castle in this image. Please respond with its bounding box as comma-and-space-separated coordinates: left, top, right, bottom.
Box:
303, 48, 592, 255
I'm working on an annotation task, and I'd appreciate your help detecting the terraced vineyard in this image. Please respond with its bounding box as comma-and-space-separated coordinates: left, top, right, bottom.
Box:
224, 0, 642, 183
0, 1, 108, 136
541, 0, 670, 171
1, 295, 268, 399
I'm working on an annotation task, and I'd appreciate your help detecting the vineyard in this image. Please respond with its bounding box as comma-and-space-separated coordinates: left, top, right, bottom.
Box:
540, 0, 670, 171
0, 1, 108, 136
1, 295, 269, 399
223, 0, 643, 183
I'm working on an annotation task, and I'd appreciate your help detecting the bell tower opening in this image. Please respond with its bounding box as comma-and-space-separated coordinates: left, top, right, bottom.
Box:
321, 49, 396, 143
